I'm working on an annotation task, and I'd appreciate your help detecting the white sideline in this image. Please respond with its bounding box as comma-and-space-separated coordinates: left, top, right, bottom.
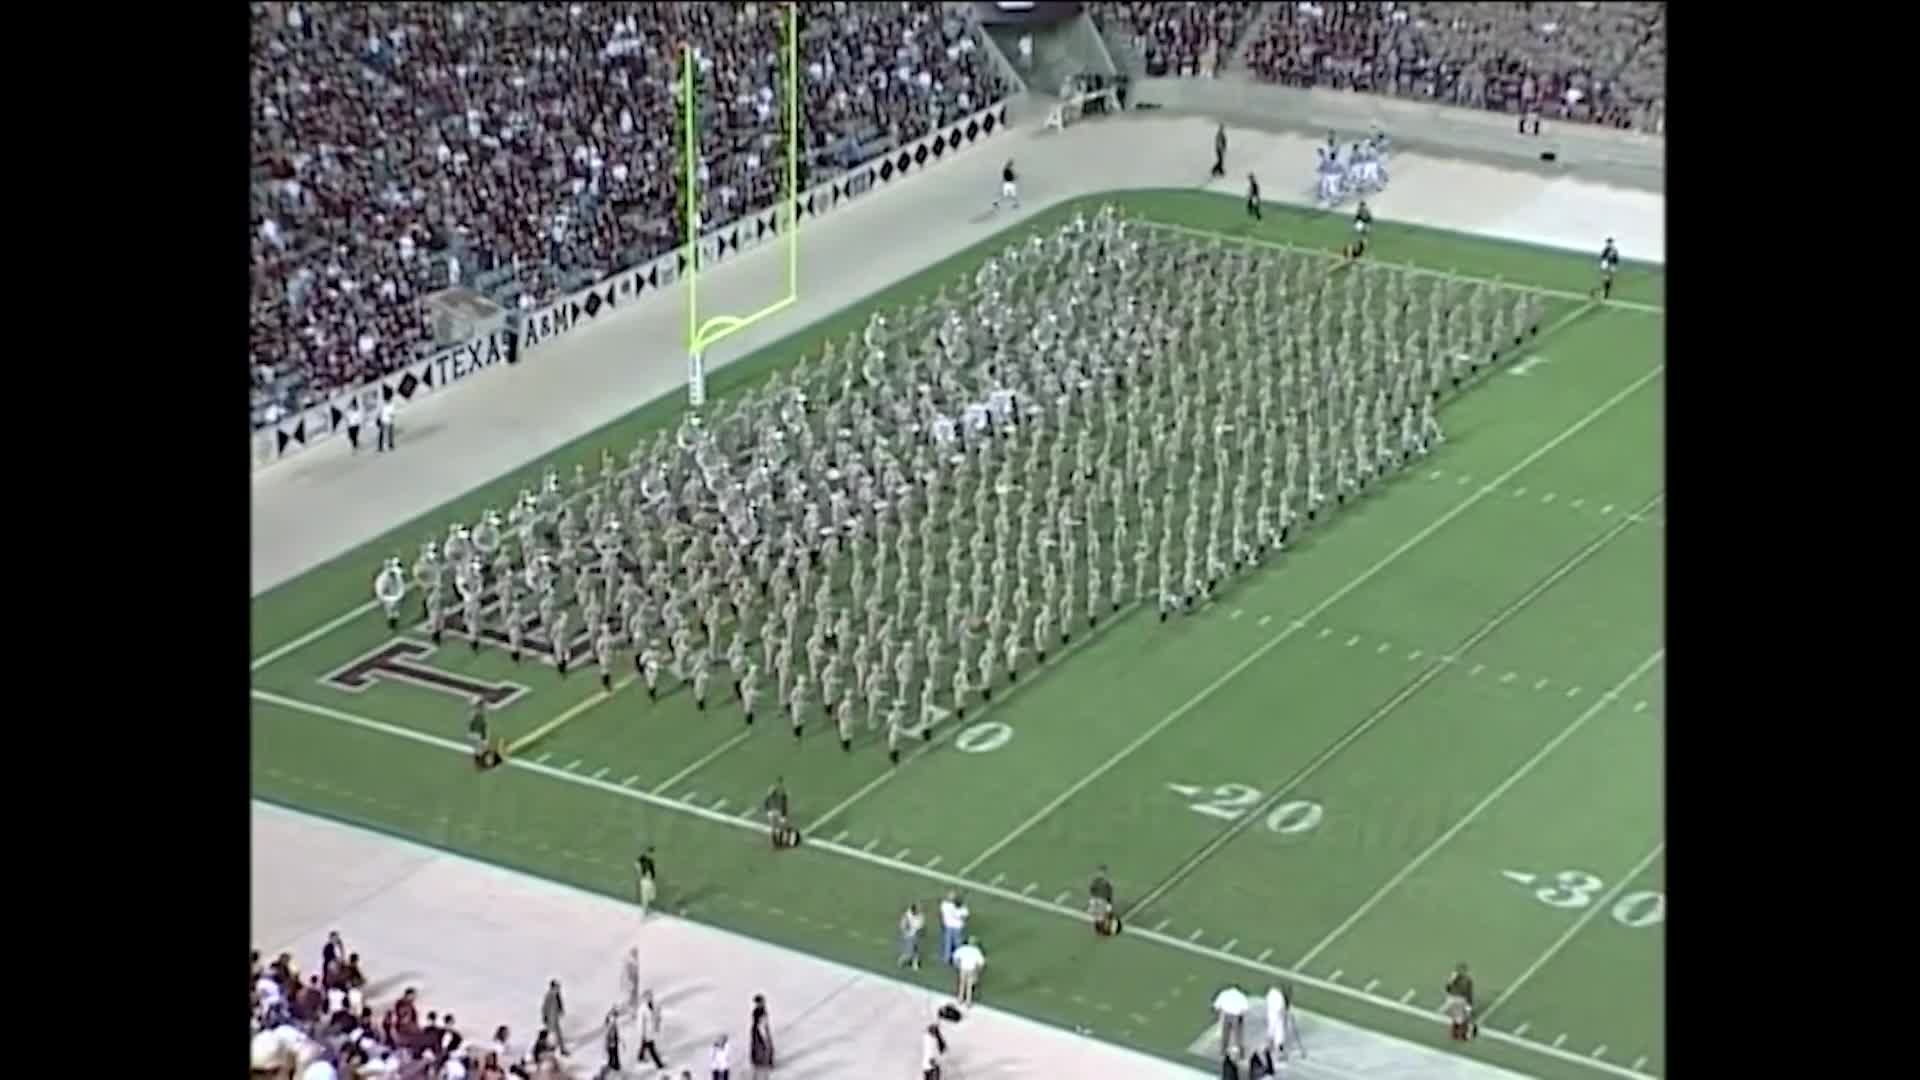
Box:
252, 688, 1656, 1080
957, 363, 1666, 877
1295, 652, 1666, 970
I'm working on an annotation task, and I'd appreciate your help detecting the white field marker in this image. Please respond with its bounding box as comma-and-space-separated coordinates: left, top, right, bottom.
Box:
1221, 939, 1238, 952
1429, 470, 1443, 481
1231, 609, 1244, 620
1470, 664, 1486, 676
1571, 498, 1585, 509
1513, 1023, 1531, 1038
1187, 928, 1205, 942
1255, 948, 1274, 963
621, 775, 640, 787
1542, 492, 1556, 504
1054, 891, 1072, 905
1407, 650, 1422, 661
989, 872, 1006, 887
862, 839, 878, 853
1513, 487, 1527, 498
1021, 882, 1038, 896
1457, 474, 1471, 485
1554, 1035, 1568, 1049
1632, 1056, 1647, 1070
1318, 627, 1333, 639
1501, 672, 1518, 683
1533, 678, 1550, 691
1592, 1046, 1609, 1060
711, 798, 729, 812
832, 830, 850, 844
1363, 978, 1380, 993
894, 848, 912, 861
1376, 642, 1391, 654
535, 752, 553, 765
1258, 614, 1273, 626
1567, 686, 1582, 698
1633, 700, 1648, 713
1399, 989, 1417, 1004
1153, 918, 1172, 933
1600, 504, 1615, 516
1328, 970, 1344, 983
1345, 635, 1361, 647
681, 792, 702, 805
564, 760, 583, 772
590, 767, 609, 780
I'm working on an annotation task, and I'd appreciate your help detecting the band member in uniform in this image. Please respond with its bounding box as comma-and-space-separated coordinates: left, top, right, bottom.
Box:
1444, 963, 1476, 1040
763, 777, 794, 849
374, 558, 407, 631
1347, 200, 1373, 259
1245, 173, 1262, 222
469, 698, 502, 770
1088, 864, 1118, 936
634, 845, 658, 916
595, 627, 615, 692
1596, 237, 1620, 300
692, 647, 712, 710
740, 662, 762, 725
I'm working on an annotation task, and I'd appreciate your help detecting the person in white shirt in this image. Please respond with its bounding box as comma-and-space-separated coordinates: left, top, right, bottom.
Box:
952, 938, 986, 1007
1212, 985, 1249, 1058
1265, 985, 1301, 1061
938, 893, 969, 965
1017, 33, 1032, 70
710, 1033, 734, 1079
898, 902, 925, 969
920, 1022, 947, 1080
377, 399, 397, 452
345, 400, 364, 452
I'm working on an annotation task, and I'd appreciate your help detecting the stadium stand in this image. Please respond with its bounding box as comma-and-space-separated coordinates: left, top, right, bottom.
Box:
1242, 2, 1666, 134
1088, 2, 1259, 78
250, 2, 1009, 429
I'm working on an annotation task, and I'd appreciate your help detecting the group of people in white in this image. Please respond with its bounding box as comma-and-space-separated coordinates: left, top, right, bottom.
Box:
1213, 983, 1306, 1077
375, 206, 1540, 780
1315, 128, 1392, 207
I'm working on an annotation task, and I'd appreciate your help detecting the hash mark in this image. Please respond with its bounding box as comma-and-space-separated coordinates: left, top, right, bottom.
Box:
621, 775, 640, 787
1553, 1034, 1568, 1049
989, 872, 1006, 887
1221, 939, 1238, 952
1317, 627, 1332, 639
1634, 700, 1648, 712
681, 791, 702, 805
1513, 1023, 1530, 1038
1054, 890, 1072, 905
1376, 641, 1391, 654
1457, 474, 1471, 485
1407, 650, 1422, 661
894, 848, 912, 861
1600, 504, 1615, 516
1567, 686, 1582, 698
1363, 978, 1379, 993
1022, 882, 1039, 896
1328, 970, 1343, 983
590, 767, 609, 780
1429, 470, 1443, 481
1501, 672, 1518, 683
1513, 487, 1528, 497
1187, 928, 1205, 942
1592, 1045, 1608, 1060
924, 855, 943, 870
862, 838, 878, 853
711, 798, 729, 812
1541, 492, 1556, 504
1470, 664, 1486, 677
1345, 635, 1361, 647
1533, 678, 1550, 691
564, 759, 583, 772
1256, 948, 1274, 963
1399, 989, 1417, 1003
1632, 1056, 1647, 1070
1230, 609, 1244, 620
1153, 918, 1172, 933
535, 752, 553, 764
767, 906, 784, 917
1258, 614, 1273, 626
1571, 498, 1585, 509
832, 830, 850, 843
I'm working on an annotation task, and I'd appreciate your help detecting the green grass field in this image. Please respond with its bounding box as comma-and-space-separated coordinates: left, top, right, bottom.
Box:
251, 190, 1665, 1079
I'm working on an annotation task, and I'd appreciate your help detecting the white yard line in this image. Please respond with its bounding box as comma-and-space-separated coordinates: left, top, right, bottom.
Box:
651, 728, 756, 794
956, 365, 1665, 877
250, 600, 380, 672
251, 686, 1654, 1080
1481, 841, 1666, 1021
1140, 220, 1665, 314
1294, 651, 1665, 969
1123, 494, 1661, 917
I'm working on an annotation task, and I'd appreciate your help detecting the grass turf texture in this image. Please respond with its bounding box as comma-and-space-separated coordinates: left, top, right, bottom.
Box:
253, 190, 1665, 1079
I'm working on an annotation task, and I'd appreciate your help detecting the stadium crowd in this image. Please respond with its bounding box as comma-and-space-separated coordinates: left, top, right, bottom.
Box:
251, 2, 1008, 429
1090, 2, 1259, 78
251, 933, 568, 1079
1244, 2, 1666, 132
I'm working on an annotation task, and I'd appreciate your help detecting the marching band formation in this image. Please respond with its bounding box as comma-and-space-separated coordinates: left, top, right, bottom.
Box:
1316, 128, 1392, 208
374, 206, 1542, 759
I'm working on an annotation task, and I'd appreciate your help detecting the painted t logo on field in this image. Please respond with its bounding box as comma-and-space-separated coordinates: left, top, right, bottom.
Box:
325, 640, 527, 707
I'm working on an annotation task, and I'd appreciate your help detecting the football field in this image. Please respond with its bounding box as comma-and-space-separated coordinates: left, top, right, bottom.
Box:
251, 190, 1665, 1079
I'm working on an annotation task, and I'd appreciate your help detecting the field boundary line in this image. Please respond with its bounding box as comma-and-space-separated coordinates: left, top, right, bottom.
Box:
1294, 650, 1666, 970
1139, 219, 1665, 315
957, 363, 1666, 877
251, 600, 380, 673
251, 686, 1653, 1080
1481, 840, 1665, 1023
1125, 492, 1664, 918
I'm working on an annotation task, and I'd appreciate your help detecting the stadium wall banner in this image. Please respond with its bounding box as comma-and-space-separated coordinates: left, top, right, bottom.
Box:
520, 100, 1013, 356
253, 320, 513, 471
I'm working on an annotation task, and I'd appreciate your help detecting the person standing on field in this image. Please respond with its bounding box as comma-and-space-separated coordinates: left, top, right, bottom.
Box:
634, 845, 658, 916
541, 979, 568, 1056
377, 397, 397, 452
1211, 124, 1228, 178
898, 902, 925, 970
345, 400, 363, 452
635, 990, 665, 1070
952, 937, 986, 1008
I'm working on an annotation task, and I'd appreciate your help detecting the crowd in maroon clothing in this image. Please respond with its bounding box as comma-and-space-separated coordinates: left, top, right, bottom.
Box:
1090, 2, 1258, 78
1243, 2, 1666, 133
251, 2, 1007, 429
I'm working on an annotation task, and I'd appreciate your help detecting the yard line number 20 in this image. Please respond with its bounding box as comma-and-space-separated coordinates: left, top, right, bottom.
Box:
1187, 783, 1325, 836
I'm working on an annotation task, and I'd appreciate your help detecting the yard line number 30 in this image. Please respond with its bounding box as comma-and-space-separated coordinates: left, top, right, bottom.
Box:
1530, 869, 1666, 930
1187, 783, 1325, 836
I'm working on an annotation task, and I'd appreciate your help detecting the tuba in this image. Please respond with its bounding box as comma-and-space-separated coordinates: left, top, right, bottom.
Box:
373, 557, 408, 606
472, 509, 503, 555
445, 523, 472, 565
412, 541, 441, 591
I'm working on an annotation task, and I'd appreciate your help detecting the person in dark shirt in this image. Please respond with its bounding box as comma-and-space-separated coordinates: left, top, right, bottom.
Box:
1089, 865, 1117, 936
635, 846, 658, 915
1444, 963, 1476, 1040
1245, 174, 1262, 222
1212, 124, 1228, 179
1348, 201, 1373, 259
1596, 238, 1620, 300
764, 778, 794, 848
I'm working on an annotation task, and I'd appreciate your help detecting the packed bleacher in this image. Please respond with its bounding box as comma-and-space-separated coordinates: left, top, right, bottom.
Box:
250, 2, 1008, 430
1243, 2, 1666, 133
1090, 2, 1259, 78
